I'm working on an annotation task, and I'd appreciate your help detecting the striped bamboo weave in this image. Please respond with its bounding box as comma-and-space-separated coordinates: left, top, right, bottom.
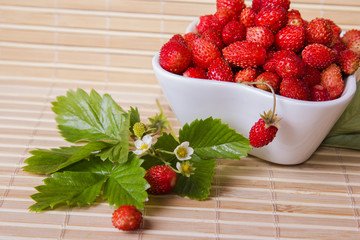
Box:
1, 0, 360, 239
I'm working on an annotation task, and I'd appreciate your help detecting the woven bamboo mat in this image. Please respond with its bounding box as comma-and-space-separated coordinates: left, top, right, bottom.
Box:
1, 0, 360, 239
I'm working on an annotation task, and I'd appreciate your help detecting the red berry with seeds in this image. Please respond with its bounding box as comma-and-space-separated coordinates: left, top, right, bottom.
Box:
306, 18, 333, 47
346, 36, 360, 55
302, 65, 321, 87
246, 26, 274, 49
342, 29, 360, 46
255, 5, 287, 33
235, 68, 257, 83
280, 77, 310, 100
255, 71, 281, 92
112, 205, 142, 231
275, 25, 306, 52
249, 110, 281, 148
310, 84, 330, 101
201, 28, 224, 50
159, 41, 192, 74
183, 67, 208, 79
275, 51, 305, 78
222, 20, 246, 46
145, 165, 177, 194
223, 40, 267, 68
302, 43, 335, 69
214, 7, 237, 27
339, 49, 360, 75
191, 38, 222, 69
260, 0, 290, 10
320, 63, 344, 100
208, 58, 234, 82
240, 7, 256, 28
217, 0, 246, 15
196, 14, 221, 35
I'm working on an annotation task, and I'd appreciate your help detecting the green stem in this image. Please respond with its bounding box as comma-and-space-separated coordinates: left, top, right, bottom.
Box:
156, 99, 179, 142
156, 149, 176, 155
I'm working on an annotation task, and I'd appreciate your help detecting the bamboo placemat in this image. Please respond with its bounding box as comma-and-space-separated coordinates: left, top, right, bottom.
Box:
1, 0, 360, 239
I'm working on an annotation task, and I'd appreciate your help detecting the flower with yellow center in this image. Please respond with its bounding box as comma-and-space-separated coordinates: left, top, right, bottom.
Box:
176, 161, 195, 177
133, 134, 152, 155
174, 141, 194, 161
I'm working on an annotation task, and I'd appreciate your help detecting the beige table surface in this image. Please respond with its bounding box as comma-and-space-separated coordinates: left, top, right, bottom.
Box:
1, 0, 360, 239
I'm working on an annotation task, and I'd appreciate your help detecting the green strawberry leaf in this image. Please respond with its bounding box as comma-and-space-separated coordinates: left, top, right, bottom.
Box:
129, 106, 141, 133
322, 133, 360, 150
102, 154, 150, 209
179, 117, 251, 160
23, 142, 109, 174
52, 89, 130, 163
174, 154, 216, 200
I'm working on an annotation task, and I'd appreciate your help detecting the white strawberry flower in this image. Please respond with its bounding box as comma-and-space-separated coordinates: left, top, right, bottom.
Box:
133, 134, 152, 155
176, 161, 195, 177
174, 141, 194, 161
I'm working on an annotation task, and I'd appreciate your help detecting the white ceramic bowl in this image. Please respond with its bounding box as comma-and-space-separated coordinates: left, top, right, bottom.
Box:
152, 54, 357, 165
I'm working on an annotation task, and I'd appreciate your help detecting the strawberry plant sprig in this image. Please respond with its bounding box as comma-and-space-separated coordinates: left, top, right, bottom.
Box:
23, 88, 251, 212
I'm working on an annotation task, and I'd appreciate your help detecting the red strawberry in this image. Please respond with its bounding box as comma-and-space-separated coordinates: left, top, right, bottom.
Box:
112, 205, 142, 231
263, 50, 291, 72
159, 41, 192, 74
255, 71, 281, 92
339, 50, 360, 75
310, 84, 330, 101
191, 38, 222, 69
301, 43, 335, 69
144, 165, 177, 194
255, 5, 288, 33
260, 0, 290, 10
214, 7, 237, 27
331, 42, 346, 63
302, 65, 321, 87
208, 58, 234, 82
286, 9, 306, 28
306, 18, 333, 47
235, 68, 257, 83
217, 0, 246, 15
280, 77, 310, 100
346, 36, 360, 55
275, 25, 306, 52
223, 40, 267, 68
183, 67, 208, 79
196, 15, 221, 35
252, 0, 263, 12
222, 20, 246, 46
275, 51, 305, 78
249, 110, 281, 148
201, 28, 224, 50
246, 26, 274, 49
240, 7, 256, 28
169, 34, 187, 45
320, 63, 344, 100
342, 29, 360, 46
325, 19, 342, 46
183, 32, 200, 50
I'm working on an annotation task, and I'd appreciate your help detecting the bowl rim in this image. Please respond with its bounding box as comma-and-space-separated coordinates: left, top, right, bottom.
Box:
152, 53, 357, 108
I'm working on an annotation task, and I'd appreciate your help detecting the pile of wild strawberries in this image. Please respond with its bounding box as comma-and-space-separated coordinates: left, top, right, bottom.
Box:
159, 0, 360, 101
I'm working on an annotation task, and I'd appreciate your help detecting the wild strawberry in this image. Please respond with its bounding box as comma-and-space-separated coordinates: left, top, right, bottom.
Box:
169, 34, 187, 45
249, 110, 281, 148
341, 29, 360, 46
246, 26, 274, 49
191, 38, 222, 69
214, 7, 237, 27
223, 40, 267, 68
280, 77, 310, 100
275, 51, 305, 78
263, 50, 290, 72
339, 50, 360, 75
216, 0, 246, 15
196, 14, 221, 35
302, 65, 321, 87
112, 205, 142, 231
240, 7, 256, 28
144, 165, 177, 194
260, 0, 290, 10
252, 0, 263, 12
208, 58, 234, 82
159, 41, 192, 74
235, 68, 257, 83
255, 71, 281, 92
346, 36, 360, 55
310, 84, 330, 101
222, 20, 246, 46
331, 42, 346, 63
325, 19, 342, 46
255, 5, 287, 33
286, 10, 306, 28
183, 66, 208, 79
183, 32, 200, 50
306, 18, 333, 47
275, 25, 306, 53
320, 63, 344, 100
201, 28, 224, 50
301, 43, 335, 69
